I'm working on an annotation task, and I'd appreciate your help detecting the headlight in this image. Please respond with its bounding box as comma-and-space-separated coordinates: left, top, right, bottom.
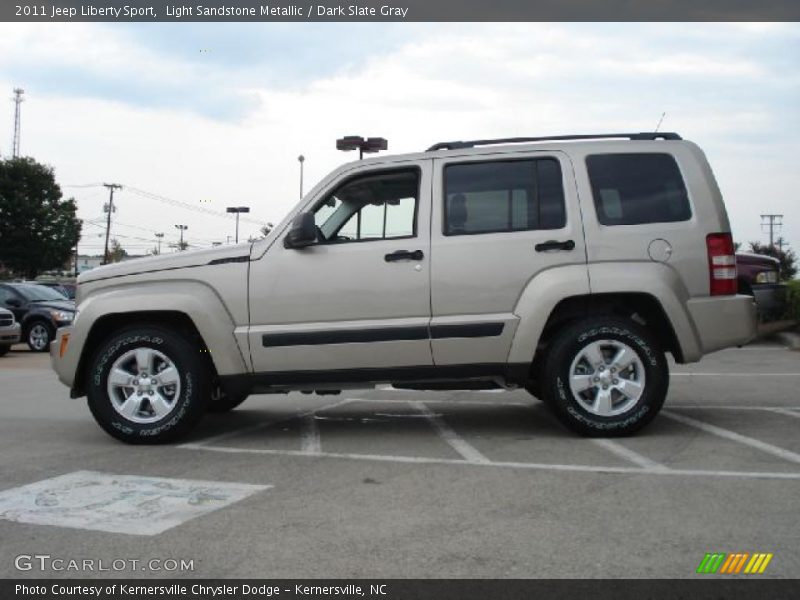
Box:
755, 271, 778, 284
50, 310, 74, 323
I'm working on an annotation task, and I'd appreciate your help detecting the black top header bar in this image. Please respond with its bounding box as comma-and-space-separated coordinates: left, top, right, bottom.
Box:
5, 0, 800, 22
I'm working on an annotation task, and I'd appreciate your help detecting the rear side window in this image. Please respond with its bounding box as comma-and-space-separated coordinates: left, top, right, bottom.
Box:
444, 158, 566, 235
586, 153, 691, 226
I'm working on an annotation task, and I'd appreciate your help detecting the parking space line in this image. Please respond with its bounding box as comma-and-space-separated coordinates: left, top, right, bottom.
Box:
768, 408, 800, 420
178, 444, 800, 481
662, 410, 800, 465
669, 405, 800, 411
301, 415, 322, 454
352, 397, 531, 407
591, 439, 669, 471
180, 397, 354, 448
672, 373, 800, 377
410, 401, 491, 464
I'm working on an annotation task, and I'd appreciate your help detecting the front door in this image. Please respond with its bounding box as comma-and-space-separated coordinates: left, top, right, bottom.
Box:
248, 160, 433, 375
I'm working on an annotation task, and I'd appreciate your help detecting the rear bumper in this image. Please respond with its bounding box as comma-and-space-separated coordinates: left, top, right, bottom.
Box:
0, 323, 21, 345
686, 294, 758, 355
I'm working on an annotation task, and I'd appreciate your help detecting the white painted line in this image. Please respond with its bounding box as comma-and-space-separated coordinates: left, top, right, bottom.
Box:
182, 397, 354, 448
300, 415, 321, 454
669, 405, 800, 411
662, 410, 800, 465
179, 445, 800, 481
351, 397, 530, 407
768, 408, 800, 420
410, 401, 491, 464
591, 439, 669, 471
0, 471, 269, 536
672, 372, 800, 377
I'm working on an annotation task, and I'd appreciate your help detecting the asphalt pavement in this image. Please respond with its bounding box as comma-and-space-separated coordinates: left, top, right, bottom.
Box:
0, 340, 798, 579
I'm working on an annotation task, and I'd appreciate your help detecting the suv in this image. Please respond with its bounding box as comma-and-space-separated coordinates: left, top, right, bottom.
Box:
50, 132, 757, 444
0, 308, 21, 356
0, 283, 76, 351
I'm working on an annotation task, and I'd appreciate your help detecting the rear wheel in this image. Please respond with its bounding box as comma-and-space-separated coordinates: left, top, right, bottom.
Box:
541, 317, 668, 436
26, 320, 54, 352
86, 326, 211, 444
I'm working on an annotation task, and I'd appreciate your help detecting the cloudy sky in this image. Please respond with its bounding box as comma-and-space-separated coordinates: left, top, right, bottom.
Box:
0, 22, 798, 255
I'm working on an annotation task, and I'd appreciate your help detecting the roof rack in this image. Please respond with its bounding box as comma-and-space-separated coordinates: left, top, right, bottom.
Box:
426, 132, 682, 151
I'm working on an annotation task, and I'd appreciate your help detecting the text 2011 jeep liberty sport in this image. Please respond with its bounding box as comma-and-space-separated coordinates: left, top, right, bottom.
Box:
51, 132, 757, 444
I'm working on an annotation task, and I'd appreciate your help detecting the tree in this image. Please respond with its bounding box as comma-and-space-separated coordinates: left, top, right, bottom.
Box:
107, 238, 127, 263
748, 240, 797, 281
0, 157, 82, 279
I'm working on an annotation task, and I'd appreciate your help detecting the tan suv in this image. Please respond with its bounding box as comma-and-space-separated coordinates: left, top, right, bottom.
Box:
51, 132, 757, 443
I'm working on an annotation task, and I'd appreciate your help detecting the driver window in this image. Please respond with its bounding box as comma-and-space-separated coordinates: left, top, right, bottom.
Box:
313, 169, 418, 243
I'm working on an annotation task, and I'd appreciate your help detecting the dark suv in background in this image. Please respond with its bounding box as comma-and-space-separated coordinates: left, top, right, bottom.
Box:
736, 253, 787, 320
0, 282, 76, 351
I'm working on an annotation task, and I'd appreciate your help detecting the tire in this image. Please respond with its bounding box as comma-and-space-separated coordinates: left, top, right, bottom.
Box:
0, 345, 10, 357
541, 317, 668, 437
207, 386, 249, 413
26, 320, 54, 352
86, 325, 211, 444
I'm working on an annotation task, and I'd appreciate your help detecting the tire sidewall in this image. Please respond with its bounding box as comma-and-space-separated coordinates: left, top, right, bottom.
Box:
87, 328, 208, 443
548, 320, 667, 435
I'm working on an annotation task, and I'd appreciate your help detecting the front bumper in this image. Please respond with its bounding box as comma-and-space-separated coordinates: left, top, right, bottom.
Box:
686, 294, 758, 355
50, 325, 77, 390
751, 283, 787, 317
0, 323, 21, 345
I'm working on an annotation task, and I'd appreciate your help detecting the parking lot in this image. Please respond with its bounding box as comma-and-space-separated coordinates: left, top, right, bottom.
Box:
0, 340, 798, 579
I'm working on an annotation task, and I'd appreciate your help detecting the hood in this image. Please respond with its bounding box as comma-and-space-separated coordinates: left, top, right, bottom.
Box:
30, 299, 75, 311
736, 252, 780, 267
78, 243, 252, 284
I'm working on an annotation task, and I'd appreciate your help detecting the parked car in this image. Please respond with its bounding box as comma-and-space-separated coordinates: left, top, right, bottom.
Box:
0, 308, 21, 356
37, 281, 77, 300
0, 283, 76, 352
50, 132, 757, 444
736, 253, 787, 320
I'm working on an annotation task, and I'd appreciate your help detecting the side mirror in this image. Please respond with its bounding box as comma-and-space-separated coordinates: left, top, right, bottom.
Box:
5, 298, 21, 308
283, 212, 318, 249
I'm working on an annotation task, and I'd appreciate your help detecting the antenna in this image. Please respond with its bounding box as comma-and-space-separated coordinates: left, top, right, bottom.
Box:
654, 112, 666, 133
12, 88, 24, 157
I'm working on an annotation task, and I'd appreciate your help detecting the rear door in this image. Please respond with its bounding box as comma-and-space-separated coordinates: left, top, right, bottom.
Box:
429, 150, 586, 366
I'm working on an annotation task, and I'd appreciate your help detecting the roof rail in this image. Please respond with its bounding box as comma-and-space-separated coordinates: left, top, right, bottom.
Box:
426, 132, 682, 151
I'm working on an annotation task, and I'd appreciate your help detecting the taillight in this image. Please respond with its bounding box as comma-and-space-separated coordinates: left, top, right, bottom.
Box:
706, 233, 737, 295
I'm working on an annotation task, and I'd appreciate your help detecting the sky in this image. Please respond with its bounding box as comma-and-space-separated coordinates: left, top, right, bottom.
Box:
0, 22, 798, 256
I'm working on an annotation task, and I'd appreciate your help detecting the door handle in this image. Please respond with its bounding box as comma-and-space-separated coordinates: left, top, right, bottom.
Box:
535, 239, 575, 252
385, 250, 424, 262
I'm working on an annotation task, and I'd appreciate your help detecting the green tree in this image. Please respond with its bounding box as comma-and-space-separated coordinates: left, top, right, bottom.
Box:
748, 240, 797, 281
0, 157, 82, 279
107, 238, 127, 263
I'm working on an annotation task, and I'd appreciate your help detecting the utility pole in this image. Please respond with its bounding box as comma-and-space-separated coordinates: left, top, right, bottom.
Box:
776, 237, 787, 254
760, 214, 783, 249
102, 183, 122, 264
12, 88, 24, 158
175, 224, 188, 250
154, 232, 164, 254
298, 155, 305, 198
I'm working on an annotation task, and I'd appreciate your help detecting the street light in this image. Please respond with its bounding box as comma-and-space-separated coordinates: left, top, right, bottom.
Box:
174, 224, 188, 251
154, 232, 164, 255
226, 206, 250, 244
336, 135, 388, 160
298, 155, 305, 199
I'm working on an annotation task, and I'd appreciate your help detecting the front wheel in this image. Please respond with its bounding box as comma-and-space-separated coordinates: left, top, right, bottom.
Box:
26, 321, 54, 352
86, 326, 211, 444
542, 317, 668, 437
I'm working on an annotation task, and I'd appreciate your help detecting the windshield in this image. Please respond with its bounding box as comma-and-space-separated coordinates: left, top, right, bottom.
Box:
13, 284, 70, 302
